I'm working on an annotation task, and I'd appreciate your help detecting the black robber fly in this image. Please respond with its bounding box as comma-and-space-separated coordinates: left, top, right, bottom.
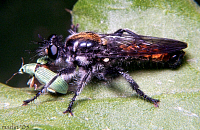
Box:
23, 27, 187, 115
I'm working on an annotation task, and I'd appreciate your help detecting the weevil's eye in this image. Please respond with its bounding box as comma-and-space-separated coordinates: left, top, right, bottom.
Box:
48, 45, 58, 60
18, 68, 24, 74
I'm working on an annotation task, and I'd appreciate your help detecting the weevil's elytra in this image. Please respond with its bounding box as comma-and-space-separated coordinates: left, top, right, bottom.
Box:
20, 27, 187, 115
35, 66, 68, 94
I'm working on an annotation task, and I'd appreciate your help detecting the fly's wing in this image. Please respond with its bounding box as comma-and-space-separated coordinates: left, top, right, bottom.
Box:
100, 33, 187, 58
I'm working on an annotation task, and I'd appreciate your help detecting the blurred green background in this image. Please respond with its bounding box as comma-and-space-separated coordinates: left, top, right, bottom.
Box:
0, 0, 77, 87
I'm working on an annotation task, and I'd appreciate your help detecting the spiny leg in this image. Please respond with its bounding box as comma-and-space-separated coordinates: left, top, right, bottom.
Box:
118, 71, 159, 107
63, 94, 77, 116
63, 69, 92, 115
23, 90, 42, 105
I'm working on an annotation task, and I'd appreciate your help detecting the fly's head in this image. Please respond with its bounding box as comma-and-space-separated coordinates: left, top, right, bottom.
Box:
45, 34, 61, 60
38, 34, 64, 60
37, 34, 69, 67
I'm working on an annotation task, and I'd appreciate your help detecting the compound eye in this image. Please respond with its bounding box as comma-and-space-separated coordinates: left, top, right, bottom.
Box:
48, 45, 58, 60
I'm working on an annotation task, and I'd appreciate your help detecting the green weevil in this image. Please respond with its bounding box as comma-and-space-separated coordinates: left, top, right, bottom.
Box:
6, 57, 68, 94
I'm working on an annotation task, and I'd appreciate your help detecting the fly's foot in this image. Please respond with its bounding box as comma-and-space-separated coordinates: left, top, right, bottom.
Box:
63, 108, 73, 116
22, 100, 30, 106
152, 99, 160, 107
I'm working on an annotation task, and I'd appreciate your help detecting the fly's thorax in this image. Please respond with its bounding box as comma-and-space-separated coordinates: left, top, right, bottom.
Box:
75, 56, 91, 66
65, 32, 101, 52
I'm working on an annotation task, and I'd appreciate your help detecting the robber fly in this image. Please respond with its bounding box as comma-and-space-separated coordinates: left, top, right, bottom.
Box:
23, 27, 187, 115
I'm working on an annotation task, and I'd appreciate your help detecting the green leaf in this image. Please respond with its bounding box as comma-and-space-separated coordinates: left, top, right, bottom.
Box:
1, 0, 200, 129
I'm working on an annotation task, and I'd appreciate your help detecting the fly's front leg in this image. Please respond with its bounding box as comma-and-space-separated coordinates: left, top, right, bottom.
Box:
23, 74, 60, 105
22, 91, 42, 106
118, 71, 160, 107
63, 68, 92, 116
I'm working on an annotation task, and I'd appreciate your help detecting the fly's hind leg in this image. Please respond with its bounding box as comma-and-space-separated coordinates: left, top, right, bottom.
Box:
167, 51, 185, 69
118, 71, 160, 107
114, 29, 140, 38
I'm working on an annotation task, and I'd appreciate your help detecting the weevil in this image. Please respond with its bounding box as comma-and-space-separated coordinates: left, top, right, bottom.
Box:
6, 57, 69, 94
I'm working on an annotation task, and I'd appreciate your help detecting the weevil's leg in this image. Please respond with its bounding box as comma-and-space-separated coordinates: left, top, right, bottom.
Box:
118, 71, 160, 107
22, 74, 60, 105
63, 68, 92, 115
